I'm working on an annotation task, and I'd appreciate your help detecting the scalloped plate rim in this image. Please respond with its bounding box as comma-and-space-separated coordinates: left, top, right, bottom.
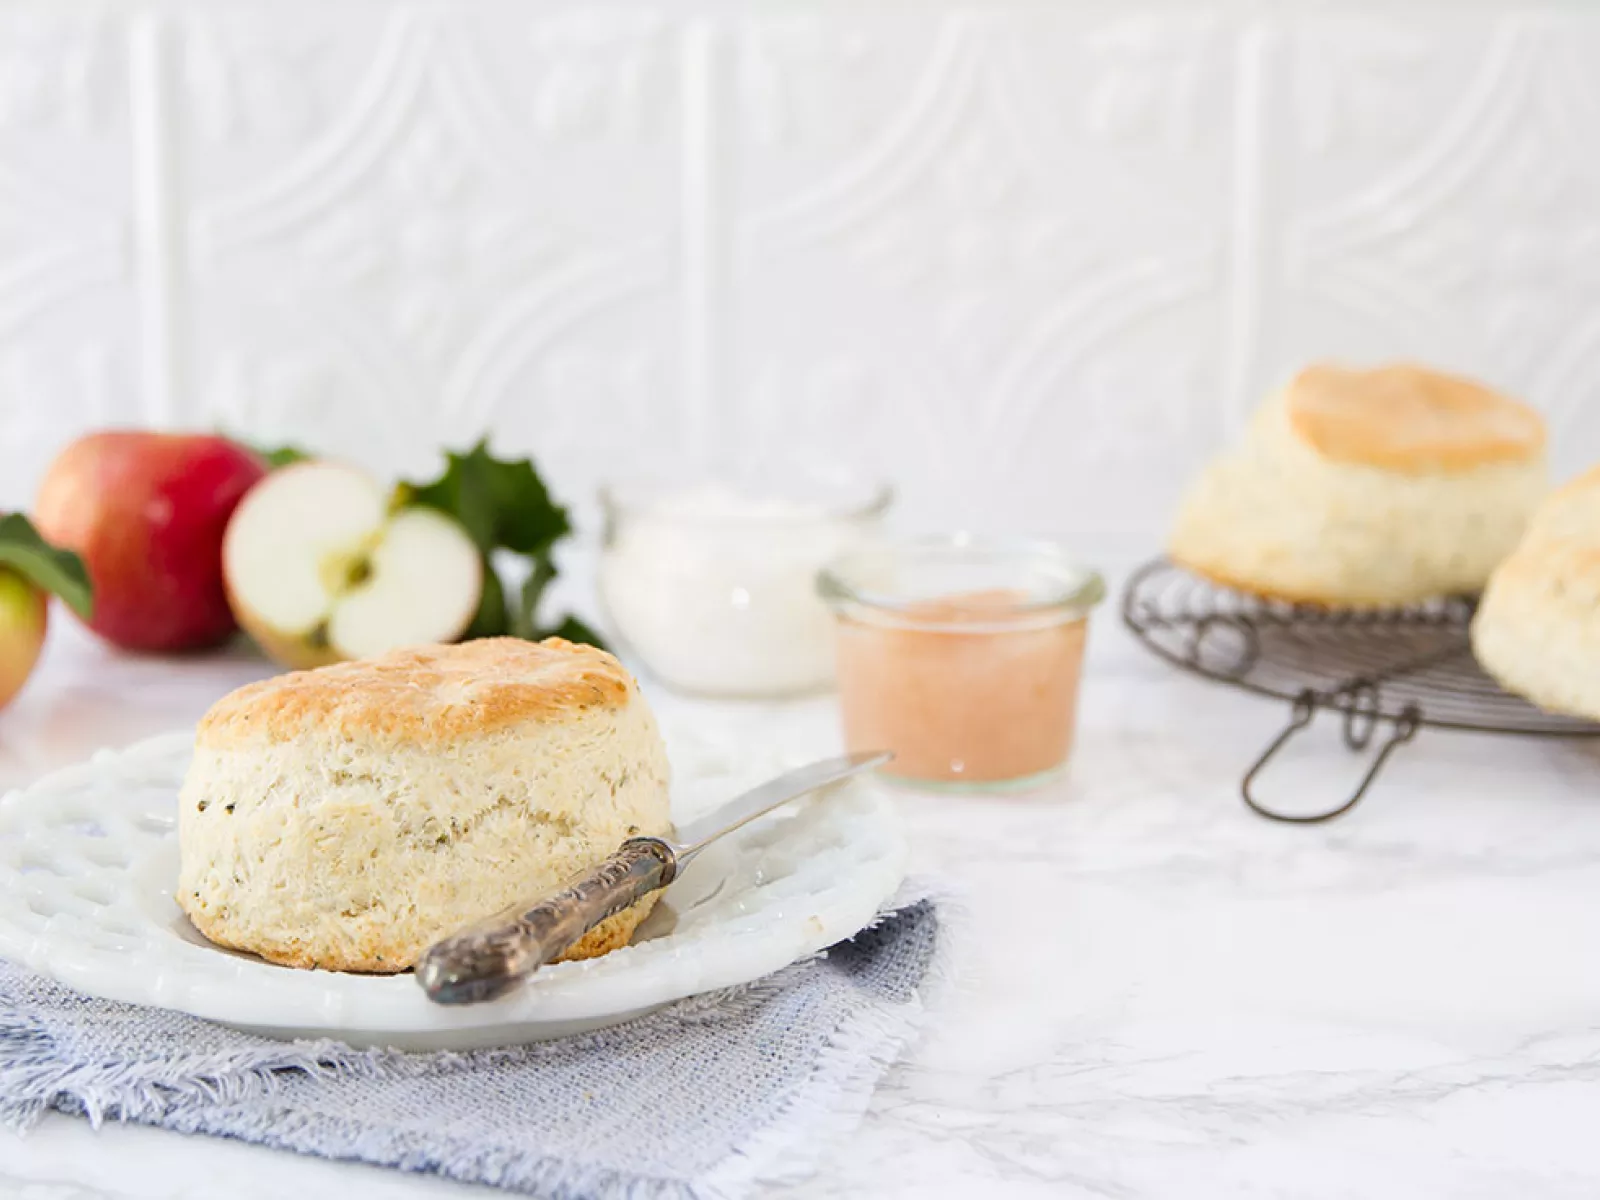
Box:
0, 730, 908, 1049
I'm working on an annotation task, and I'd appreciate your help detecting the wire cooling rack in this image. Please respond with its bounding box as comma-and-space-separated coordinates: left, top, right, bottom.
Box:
1121, 558, 1600, 822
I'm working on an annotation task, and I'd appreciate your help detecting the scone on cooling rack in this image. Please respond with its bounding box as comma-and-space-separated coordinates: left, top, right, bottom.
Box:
1169, 363, 1548, 607
1472, 467, 1600, 720
177, 637, 672, 973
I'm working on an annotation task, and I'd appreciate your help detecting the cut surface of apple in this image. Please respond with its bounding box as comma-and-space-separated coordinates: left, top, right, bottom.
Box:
224, 461, 482, 669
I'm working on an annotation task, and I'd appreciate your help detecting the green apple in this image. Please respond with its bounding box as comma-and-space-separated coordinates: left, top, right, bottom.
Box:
0, 567, 47, 710
0, 513, 92, 712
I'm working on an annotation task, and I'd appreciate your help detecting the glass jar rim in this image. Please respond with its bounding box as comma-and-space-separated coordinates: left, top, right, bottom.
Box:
817, 533, 1105, 628
600, 471, 893, 526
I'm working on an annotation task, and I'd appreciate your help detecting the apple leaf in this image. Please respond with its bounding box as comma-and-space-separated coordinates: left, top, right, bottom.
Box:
540, 613, 607, 649
398, 439, 571, 558
513, 560, 605, 649
232, 438, 309, 469
511, 557, 558, 642
397, 442, 604, 650
259, 444, 311, 469
0, 514, 92, 619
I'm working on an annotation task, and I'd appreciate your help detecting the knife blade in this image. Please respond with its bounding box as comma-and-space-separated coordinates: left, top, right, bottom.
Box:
415, 749, 892, 1005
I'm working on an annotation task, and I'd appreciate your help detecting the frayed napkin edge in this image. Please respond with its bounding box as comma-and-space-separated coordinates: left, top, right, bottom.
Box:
695, 879, 966, 1200
0, 883, 958, 1200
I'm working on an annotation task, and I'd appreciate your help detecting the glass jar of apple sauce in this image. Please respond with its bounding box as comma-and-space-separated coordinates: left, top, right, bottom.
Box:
818, 536, 1104, 791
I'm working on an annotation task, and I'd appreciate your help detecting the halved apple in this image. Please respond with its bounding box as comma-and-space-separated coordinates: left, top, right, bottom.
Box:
223, 461, 482, 669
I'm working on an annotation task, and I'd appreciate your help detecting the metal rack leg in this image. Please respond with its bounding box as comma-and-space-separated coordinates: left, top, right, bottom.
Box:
1241, 690, 1423, 823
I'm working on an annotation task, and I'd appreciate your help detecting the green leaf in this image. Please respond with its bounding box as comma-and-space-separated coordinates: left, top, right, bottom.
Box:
240, 441, 310, 469
461, 555, 508, 640
512, 557, 608, 649
541, 613, 607, 650
0, 514, 92, 619
396, 441, 600, 648
400, 439, 570, 558
512, 556, 558, 641
263, 445, 310, 469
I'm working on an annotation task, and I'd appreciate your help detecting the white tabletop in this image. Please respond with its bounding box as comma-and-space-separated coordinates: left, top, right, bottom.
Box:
2, 603, 1599, 1199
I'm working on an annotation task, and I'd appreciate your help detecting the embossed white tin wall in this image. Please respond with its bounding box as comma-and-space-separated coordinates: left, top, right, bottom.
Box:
4, 4, 1600, 544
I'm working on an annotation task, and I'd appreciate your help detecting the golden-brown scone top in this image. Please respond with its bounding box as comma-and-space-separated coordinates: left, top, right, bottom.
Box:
1286, 363, 1545, 474
199, 637, 635, 750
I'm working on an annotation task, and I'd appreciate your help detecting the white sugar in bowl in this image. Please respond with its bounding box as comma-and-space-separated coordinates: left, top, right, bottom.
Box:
598, 474, 891, 698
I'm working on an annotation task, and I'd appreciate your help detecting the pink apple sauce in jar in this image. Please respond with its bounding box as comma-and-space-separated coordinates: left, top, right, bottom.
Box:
818, 537, 1104, 790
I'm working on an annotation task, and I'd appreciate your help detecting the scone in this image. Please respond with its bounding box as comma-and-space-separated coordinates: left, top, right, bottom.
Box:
1472, 467, 1600, 719
1169, 363, 1549, 606
178, 637, 672, 972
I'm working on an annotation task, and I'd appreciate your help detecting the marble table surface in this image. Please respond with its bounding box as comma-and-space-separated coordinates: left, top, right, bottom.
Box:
2, 603, 1600, 1199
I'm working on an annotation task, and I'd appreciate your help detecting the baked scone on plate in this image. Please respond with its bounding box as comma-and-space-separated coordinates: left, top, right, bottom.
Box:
1473, 468, 1600, 720
178, 637, 672, 973
1169, 363, 1549, 606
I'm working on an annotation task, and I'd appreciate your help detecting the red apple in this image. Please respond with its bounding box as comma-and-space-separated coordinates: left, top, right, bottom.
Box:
0, 568, 47, 709
35, 432, 267, 652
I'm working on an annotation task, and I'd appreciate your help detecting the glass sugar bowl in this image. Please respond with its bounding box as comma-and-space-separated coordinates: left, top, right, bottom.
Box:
599, 469, 892, 699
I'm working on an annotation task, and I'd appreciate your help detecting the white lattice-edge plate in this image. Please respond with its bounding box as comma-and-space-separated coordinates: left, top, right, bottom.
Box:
0, 732, 907, 1050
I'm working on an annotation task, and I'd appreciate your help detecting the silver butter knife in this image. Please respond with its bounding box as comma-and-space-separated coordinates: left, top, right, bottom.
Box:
415, 749, 892, 1005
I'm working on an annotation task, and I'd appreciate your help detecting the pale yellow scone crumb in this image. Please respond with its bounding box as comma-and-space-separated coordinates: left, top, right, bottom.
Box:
1169, 363, 1549, 607
1473, 467, 1600, 720
177, 637, 672, 973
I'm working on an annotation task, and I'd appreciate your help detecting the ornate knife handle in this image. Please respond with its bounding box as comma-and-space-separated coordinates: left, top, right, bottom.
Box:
416, 837, 678, 1005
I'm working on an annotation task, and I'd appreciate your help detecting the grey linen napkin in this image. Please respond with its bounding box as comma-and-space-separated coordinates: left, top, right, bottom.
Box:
0, 896, 941, 1200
